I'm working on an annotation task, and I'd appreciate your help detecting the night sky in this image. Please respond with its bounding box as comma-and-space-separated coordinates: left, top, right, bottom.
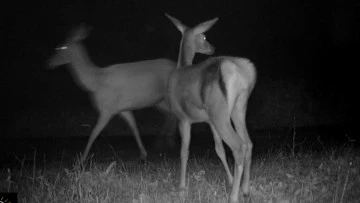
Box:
4, 0, 357, 138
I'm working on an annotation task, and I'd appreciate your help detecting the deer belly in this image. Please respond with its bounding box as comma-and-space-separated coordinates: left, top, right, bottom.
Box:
173, 96, 209, 123
109, 86, 163, 110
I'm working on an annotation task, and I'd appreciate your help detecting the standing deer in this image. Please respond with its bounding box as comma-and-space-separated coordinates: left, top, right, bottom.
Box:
48, 25, 177, 162
165, 14, 256, 203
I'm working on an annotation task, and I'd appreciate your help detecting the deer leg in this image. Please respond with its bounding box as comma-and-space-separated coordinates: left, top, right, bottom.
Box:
82, 111, 112, 162
209, 123, 233, 185
119, 111, 147, 160
231, 92, 252, 196
179, 120, 191, 190
211, 115, 245, 203
155, 100, 178, 149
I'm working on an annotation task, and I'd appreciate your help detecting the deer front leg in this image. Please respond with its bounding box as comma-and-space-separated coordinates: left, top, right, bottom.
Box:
82, 111, 112, 162
179, 120, 191, 193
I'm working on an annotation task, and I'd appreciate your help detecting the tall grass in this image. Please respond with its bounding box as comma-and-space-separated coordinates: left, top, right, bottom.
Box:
1, 143, 359, 203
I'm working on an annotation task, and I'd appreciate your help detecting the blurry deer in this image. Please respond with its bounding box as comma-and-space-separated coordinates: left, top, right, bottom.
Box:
48, 25, 177, 162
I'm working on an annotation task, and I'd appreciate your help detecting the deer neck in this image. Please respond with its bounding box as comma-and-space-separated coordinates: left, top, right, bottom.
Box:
68, 42, 99, 92
177, 38, 195, 68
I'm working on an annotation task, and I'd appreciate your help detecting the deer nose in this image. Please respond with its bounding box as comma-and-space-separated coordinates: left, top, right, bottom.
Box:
207, 46, 215, 55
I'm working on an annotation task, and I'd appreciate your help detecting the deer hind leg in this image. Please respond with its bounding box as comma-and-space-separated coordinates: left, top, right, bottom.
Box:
231, 91, 253, 196
210, 112, 246, 203
209, 123, 233, 185
82, 111, 113, 162
119, 111, 147, 160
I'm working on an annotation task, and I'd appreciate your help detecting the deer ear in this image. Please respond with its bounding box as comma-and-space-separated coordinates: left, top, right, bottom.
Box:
71, 23, 92, 41
165, 13, 187, 34
82, 24, 93, 35
193, 17, 218, 34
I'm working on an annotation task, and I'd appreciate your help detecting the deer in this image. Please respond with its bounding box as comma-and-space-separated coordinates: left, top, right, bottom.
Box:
47, 25, 178, 162
165, 14, 257, 203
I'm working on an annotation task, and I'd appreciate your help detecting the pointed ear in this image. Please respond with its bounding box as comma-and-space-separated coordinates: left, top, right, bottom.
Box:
71, 23, 92, 41
165, 13, 187, 34
194, 17, 218, 34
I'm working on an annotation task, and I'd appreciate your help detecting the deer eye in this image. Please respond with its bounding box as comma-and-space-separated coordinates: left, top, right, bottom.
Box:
56, 46, 68, 50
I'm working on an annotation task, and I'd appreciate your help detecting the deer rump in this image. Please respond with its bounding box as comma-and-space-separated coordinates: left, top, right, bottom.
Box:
171, 56, 256, 123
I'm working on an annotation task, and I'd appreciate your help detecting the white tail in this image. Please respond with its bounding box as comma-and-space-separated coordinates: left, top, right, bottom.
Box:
166, 14, 256, 203
48, 25, 177, 162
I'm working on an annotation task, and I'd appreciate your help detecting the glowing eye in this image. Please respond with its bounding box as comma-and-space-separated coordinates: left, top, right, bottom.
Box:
56, 46, 68, 50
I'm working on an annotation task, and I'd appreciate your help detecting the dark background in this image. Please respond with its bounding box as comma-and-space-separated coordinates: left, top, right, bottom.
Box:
3, 0, 357, 145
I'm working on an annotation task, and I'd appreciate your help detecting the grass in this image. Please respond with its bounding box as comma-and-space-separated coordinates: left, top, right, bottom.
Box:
1, 143, 359, 203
